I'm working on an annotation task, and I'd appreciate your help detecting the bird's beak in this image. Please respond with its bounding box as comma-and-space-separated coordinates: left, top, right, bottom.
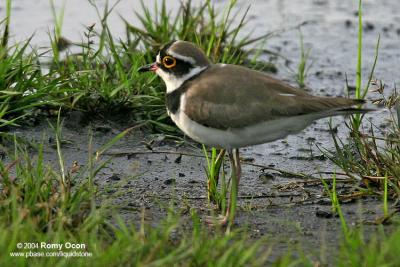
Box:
138, 62, 158, 73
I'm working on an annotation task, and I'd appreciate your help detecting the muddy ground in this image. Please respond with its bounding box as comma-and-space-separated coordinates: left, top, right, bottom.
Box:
4, 113, 394, 263
2, 0, 400, 263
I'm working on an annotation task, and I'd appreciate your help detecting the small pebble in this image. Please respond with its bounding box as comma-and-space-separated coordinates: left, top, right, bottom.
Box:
174, 155, 182, 164
109, 174, 121, 181
364, 22, 375, 31
164, 178, 176, 185
316, 209, 333, 218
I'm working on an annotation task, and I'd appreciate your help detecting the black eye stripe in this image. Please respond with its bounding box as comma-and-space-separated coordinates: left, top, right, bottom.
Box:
158, 56, 193, 76
172, 58, 191, 66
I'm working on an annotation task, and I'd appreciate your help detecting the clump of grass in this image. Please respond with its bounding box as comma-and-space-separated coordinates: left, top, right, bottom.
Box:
203, 146, 227, 208
0, 113, 125, 233
285, 29, 313, 89
295, 30, 313, 88
325, 84, 400, 199
0, 10, 75, 132
0, 0, 39, 128
0, 38, 66, 131
0, 0, 167, 131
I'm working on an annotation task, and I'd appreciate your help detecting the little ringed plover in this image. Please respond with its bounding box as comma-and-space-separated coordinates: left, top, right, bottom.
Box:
139, 40, 371, 225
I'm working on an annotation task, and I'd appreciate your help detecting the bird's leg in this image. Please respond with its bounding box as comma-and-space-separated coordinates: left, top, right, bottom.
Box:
225, 148, 241, 226
205, 148, 241, 227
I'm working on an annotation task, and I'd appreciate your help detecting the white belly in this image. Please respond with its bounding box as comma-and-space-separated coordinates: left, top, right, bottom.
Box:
170, 109, 318, 149
168, 93, 340, 149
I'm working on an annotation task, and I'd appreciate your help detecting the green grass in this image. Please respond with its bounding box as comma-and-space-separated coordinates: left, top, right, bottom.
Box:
324, 100, 400, 201
321, 171, 400, 267
351, 0, 380, 130
321, 173, 349, 239
338, 227, 400, 267
202, 146, 227, 208
290, 29, 313, 89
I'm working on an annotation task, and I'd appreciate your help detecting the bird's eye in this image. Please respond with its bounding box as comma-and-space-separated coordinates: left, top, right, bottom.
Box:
162, 56, 176, 69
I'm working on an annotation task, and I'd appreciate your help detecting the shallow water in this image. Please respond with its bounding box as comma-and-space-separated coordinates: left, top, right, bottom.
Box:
1, 0, 184, 46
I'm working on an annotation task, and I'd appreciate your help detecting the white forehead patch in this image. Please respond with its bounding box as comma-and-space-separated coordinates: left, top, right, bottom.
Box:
156, 53, 161, 63
167, 50, 195, 65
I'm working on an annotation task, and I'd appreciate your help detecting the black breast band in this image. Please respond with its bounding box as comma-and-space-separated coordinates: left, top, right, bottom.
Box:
165, 69, 207, 114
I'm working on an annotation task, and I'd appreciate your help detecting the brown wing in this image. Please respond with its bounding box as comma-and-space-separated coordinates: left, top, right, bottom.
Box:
183, 64, 359, 130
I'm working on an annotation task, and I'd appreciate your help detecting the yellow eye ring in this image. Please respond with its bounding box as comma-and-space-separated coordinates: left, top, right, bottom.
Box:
162, 56, 176, 69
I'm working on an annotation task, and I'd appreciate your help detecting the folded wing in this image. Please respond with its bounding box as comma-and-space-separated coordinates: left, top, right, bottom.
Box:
183, 64, 361, 130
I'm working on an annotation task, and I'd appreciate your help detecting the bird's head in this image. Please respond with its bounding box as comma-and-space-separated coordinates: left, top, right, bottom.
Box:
138, 41, 210, 93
